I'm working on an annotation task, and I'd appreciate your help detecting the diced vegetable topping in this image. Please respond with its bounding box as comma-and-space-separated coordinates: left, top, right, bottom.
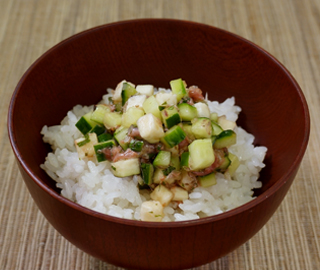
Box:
141, 163, 154, 185
194, 102, 210, 118
140, 201, 164, 222
191, 118, 212, 139
122, 107, 144, 128
150, 185, 173, 206
75, 133, 98, 159
142, 95, 161, 119
74, 79, 241, 215
178, 103, 198, 121
136, 85, 154, 96
75, 112, 98, 135
137, 113, 164, 143
161, 125, 186, 148
161, 106, 181, 129
110, 158, 140, 177
121, 82, 137, 105
153, 151, 171, 169
94, 139, 117, 162
188, 139, 215, 171
91, 104, 111, 124
170, 78, 187, 102
213, 130, 237, 149
198, 172, 217, 187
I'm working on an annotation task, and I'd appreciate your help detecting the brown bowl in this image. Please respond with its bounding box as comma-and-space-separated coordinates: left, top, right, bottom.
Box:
8, 19, 309, 269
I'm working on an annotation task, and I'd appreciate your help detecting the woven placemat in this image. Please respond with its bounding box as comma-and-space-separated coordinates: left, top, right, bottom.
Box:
1, 0, 319, 269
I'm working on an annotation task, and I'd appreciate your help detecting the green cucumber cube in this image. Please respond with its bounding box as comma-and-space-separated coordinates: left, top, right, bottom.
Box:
141, 163, 154, 185
161, 125, 186, 148
180, 152, 189, 168
94, 139, 117, 162
111, 158, 140, 177
198, 172, 217, 187
213, 130, 237, 149
178, 103, 198, 121
121, 82, 137, 105
170, 78, 187, 102
227, 153, 240, 176
114, 127, 129, 150
153, 151, 171, 169
161, 106, 181, 129
191, 117, 212, 139
91, 124, 106, 136
91, 104, 111, 124
142, 95, 161, 119
97, 132, 113, 142
75, 112, 97, 135
188, 139, 215, 171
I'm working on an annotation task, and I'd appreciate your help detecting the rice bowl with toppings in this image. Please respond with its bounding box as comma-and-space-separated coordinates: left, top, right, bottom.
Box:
40, 79, 267, 222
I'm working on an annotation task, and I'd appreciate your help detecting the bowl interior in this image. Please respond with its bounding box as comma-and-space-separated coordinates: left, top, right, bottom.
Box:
9, 19, 309, 214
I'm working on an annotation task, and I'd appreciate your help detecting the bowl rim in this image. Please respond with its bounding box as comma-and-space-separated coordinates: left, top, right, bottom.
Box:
7, 18, 310, 228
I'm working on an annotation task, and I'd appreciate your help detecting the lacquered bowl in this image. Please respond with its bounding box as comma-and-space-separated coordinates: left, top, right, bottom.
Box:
8, 19, 310, 270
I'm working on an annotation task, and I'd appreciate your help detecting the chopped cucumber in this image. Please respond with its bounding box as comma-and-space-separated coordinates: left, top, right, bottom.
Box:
94, 139, 117, 162
141, 163, 154, 185
180, 152, 189, 168
161, 106, 181, 129
150, 185, 173, 207
126, 95, 146, 110
194, 102, 210, 118
216, 155, 231, 172
170, 186, 189, 201
210, 112, 219, 122
156, 92, 177, 106
213, 130, 237, 149
211, 135, 217, 145
75, 112, 97, 135
142, 95, 161, 119
182, 123, 196, 140
188, 139, 215, 171
121, 82, 137, 105
75, 133, 98, 159
170, 78, 187, 102
110, 158, 140, 177
198, 172, 217, 187
91, 104, 111, 124
170, 155, 180, 171
97, 132, 113, 142
114, 127, 129, 150
161, 125, 186, 148
137, 113, 164, 144
122, 107, 145, 128
153, 151, 171, 169
212, 122, 223, 135
218, 116, 236, 130
191, 117, 212, 139
129, 140, 144, 152
90, 124, 106, 136
178, 103, 198, 121
136, 84, 154, 96
103, 111, 122, 129
227, 153, 240, 176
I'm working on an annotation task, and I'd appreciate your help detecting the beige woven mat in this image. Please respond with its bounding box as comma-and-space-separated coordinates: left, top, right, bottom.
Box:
0, 0, 319, 269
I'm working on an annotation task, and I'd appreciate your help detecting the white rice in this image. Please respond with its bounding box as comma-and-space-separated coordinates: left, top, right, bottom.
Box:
41, 89, 267, 221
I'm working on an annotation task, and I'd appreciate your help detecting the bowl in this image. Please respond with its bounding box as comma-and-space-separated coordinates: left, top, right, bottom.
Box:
8, 19, 310, 270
